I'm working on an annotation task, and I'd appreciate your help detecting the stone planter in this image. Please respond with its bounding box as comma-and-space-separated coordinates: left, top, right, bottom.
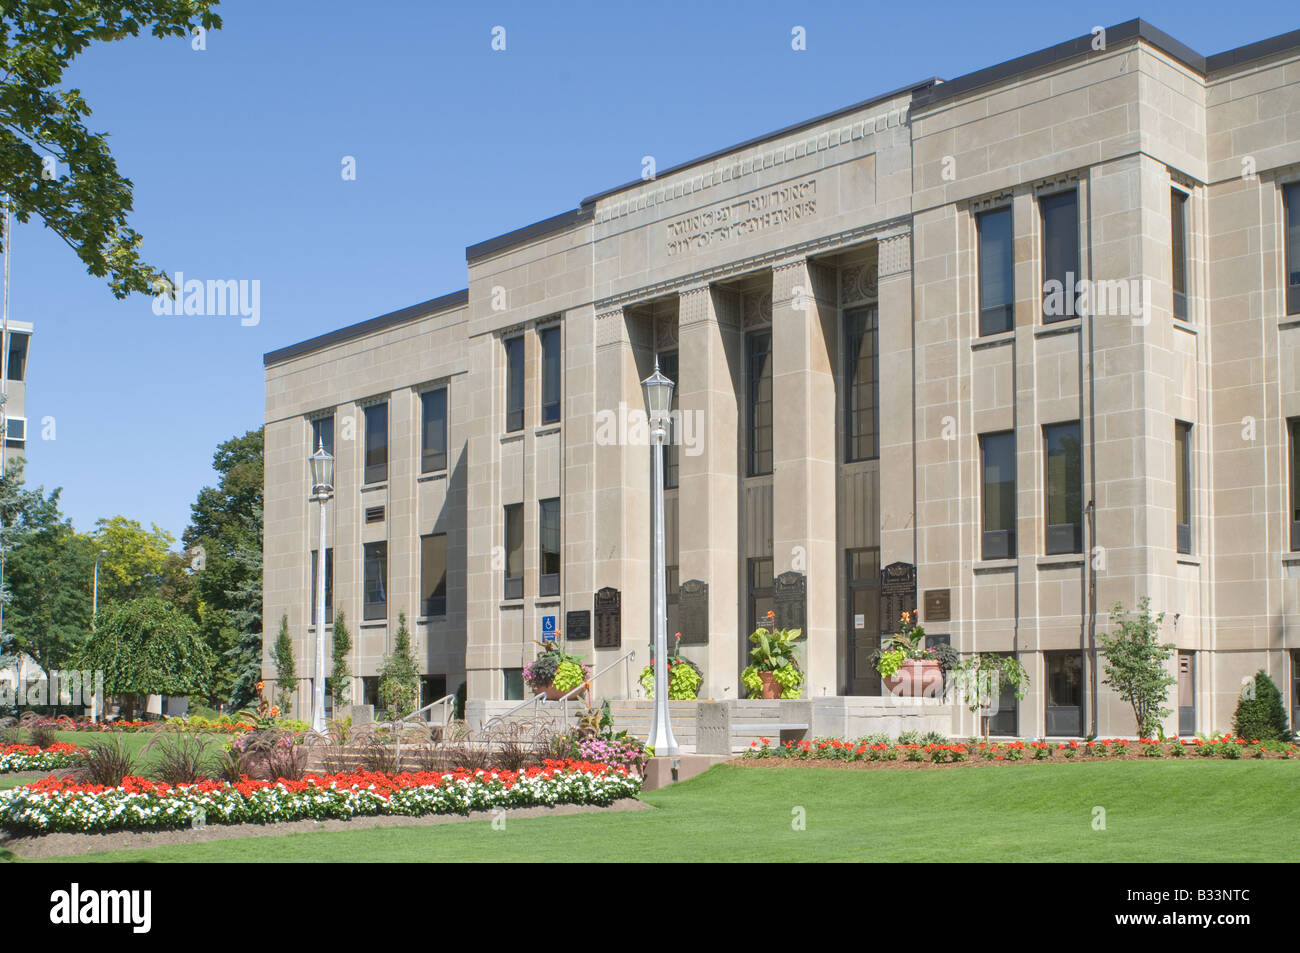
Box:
883, 659, 943, 698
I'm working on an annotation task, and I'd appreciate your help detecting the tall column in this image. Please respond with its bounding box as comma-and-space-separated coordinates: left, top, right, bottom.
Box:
593, 307, 651, 679
771, 259, 838, 697
677, 285, 742, 698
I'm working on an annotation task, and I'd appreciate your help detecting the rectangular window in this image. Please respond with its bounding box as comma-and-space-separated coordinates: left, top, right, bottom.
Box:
1171, 188, 1189, 321
980, 431, 1016, 559
363, 541, 387, 621
747, 557, 774, 637
420, 388, 448, 473
4, 417, 25, 446
746, 330, 773, 476
504, 503, 523, 599
666, 565, 680, 643
539, 497, 560, 597
1286, 183, 1300, 315
1290, 419, 1300, 552
310, 414, 334, 456
505, 336, 525, 433
977, 206, 1014, 335
310, 547, 333, 625
420, 533, 447, 617
1176, 421, 1191, 554
1040, 190, 1080, 322
540, 326, 562, 425
503, 668, 524, 701
989, 652, 1020, 736
1045, 651, 1083, 736
1044, 421, 1083, 555
363, 403, 388, 484
6, 332, 29, 382
1292, 651, 1300, 736
844, 307, 879, 461
660, 351, 679, 489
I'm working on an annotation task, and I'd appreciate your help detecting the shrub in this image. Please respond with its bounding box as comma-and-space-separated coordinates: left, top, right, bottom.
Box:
920, 730, 947, 746
29, 721, 57, 749
76, 736, 136, 786
144, 732, 215, 785
1232, 670, 1291, 742
898, 730, 921, 746
1169, 741, 1186, 757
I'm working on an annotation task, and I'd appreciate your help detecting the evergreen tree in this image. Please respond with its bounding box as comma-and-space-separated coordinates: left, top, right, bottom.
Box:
378, 612, 420, 719
271, 613, 295, 715
1233, 670, 1291, 742
329, 607, 352, 710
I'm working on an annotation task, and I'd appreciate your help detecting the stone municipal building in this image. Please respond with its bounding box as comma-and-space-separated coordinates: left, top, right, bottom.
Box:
264, 21, 1300, 738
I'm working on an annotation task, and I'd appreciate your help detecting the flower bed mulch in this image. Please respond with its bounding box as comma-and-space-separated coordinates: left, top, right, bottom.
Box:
738, 735, 1299, 770
0, 759, 641, 835
0, 743, 85, 774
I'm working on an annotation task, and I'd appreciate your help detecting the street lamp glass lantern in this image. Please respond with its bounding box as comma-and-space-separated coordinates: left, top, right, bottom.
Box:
309, 441, 335, 496
641, 360, 675, 421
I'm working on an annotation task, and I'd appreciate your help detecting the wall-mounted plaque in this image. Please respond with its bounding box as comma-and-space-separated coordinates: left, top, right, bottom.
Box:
678, 578, 709, 645
594, 588, 621, 649
880, 561, 917, 635
773, 571, 806, 631
565, 609, 591, 642
924, 589, 951, 622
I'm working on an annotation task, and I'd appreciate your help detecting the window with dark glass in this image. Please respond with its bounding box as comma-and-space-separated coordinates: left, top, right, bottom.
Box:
977, 207, 1014, 335
746, 331, 773, 476
6, 332, 29, 382
505, 336, 525, 433
1040, 190, 1080, 322
421, 388, 447, 473
1176, 421, 1191, 555
666, 565, 680, 642
1286, 183, 1300, 315
1044, 422, 1082, 555
844, 306, 879, 461
363, 541, 387, 621
747, 557, 774, 636
1171, 188, 1189, 321
504, 503, 523, 599
540, 326, 562, 425
310, 547, 333, 625
1290, 419, 1300, 552
980, 431, 1016, 559
310, 414, 334, 456
539, 498, 560, 597
503, 669, 524, 701
1045, 651, 1083, 736
420, 533, 447, 617
363, 403, 388, 484
660, 351, 679, 489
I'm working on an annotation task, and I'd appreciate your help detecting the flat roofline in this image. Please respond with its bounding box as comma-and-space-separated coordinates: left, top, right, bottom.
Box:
912, 19, 1300, 108
465, 20, 1300, 262
263, 289, 468, 367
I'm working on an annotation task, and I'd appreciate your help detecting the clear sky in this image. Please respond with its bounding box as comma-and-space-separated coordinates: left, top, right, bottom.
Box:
11, 0, 1296, 543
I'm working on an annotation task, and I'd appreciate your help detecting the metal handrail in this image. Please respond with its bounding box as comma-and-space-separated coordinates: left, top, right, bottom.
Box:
478, 649, 637, 737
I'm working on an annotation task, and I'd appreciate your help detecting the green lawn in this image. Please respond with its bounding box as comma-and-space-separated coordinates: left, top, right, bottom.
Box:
20, 759, 1300, 863
50, 729, 229, 773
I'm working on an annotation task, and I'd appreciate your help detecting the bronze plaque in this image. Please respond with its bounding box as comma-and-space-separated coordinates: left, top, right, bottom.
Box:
678, 578, 709, 645
880, 561, 917, 635
594, 588, 621, 649
773, 570, 806, 631
924, 589, 951, 622
566, 609, 591, 642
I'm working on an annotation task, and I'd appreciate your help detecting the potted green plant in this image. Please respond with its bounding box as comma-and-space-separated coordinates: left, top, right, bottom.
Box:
639, 632, 704, 699
741, 610, 804, 699
523, 639, 592, 700
875, 610, 943, 697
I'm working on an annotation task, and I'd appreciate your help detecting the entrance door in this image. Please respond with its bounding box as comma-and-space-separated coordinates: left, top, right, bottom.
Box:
1177, 652, 1195, 736
846, 548, 881, 695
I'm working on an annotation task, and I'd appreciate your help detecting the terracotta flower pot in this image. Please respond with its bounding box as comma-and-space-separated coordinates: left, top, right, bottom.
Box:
882, 659, 943, 698
758, 671, 783, 699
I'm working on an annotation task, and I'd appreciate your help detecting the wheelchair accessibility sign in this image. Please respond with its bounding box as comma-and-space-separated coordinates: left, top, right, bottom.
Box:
542, 615, 557, 642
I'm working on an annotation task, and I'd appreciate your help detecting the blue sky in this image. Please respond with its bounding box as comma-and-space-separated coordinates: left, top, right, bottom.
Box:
12, 0, 1296, 543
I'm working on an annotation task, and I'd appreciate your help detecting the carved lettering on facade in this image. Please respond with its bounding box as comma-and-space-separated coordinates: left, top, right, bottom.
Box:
665, 179, 817, 256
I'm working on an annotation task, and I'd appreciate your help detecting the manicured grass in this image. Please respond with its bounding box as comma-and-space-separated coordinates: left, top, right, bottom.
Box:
50, 730, 229, 774
0, 774, 42, 791
23, 759, 1300, 863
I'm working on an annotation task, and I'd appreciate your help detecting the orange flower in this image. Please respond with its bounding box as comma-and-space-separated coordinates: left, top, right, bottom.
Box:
255, 681, 264, 692
766, 610, 775, 620
269, 705, 280, 717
